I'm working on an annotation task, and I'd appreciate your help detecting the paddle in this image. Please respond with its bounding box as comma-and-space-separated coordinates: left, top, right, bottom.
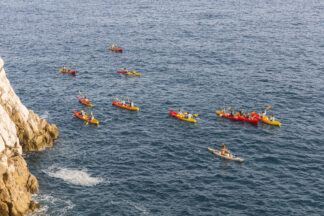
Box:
266, 106, 271, 110
228, 107, 231, 110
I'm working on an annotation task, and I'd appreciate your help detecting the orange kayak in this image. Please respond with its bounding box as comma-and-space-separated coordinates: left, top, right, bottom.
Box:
73, 111, 99, 126
109, 46, 123, 52
77, 97, 93, 107
112, 101, 139, 111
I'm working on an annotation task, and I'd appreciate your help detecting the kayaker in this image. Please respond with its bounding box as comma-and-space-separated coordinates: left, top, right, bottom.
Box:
222, 107, 226, 115
239, 109, 245, 116
121, 99, 126, 105
261, 110, 267, 118
83, 97, 89, 103
246, 113, 251, 119
230, 109, 235, 117
130, 100, 134, 107
178, 109, 183, 115
187, 112, 193, 119
81, 110, 86, 116
221, 143, 232, 158
90, 112, 94, 120
270, 114, 275, 122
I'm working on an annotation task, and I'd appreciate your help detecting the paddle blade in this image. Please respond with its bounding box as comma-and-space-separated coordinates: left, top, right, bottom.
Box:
228, 107, 231, 110
79, 90, 82, 95
194, 114, 199, 117
116, 98, 119, 101
266, 106, 271, 110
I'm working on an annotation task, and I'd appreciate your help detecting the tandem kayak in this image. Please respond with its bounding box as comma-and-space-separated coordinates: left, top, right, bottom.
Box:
109, 46, 123, 52
112, 101, 139, 111
73, 111, 99, 126
58, 68, 76, 76
169, 110, 197, 123
208, 148, 244, 162
77, 97, 93, 107
117, 71, 141, 76
251, 112, 281, 126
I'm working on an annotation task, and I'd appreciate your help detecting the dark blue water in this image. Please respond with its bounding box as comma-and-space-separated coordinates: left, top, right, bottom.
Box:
1, 0, 324, 215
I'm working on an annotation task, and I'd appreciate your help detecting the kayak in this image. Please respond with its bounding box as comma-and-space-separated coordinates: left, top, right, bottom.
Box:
73, 111, 99, 126
109, 46, 123, 52
58, 68, 76, 76
169, 110, 197, 123
77, 97, 93, 107
117, 71, 141, 76
251, 112, 281, 126
112, 101, 139, 111
208, 148, 244, 162
216, 111, 245, 122
243, 117, 258, 125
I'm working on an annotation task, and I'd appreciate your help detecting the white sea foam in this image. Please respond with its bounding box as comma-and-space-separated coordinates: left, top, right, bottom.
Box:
28, 194, 74, 216
124, 200, 149, 215
40, 111, 49, 119
43, 167, 103, 186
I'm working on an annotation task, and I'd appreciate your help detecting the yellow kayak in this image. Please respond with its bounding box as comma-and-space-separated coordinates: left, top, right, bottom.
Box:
169, 110, 197, 123
117, 71, 141, 76
252, 112, 281, 126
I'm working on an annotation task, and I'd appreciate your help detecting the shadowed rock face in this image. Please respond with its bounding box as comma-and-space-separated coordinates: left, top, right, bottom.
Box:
0, 57, 58, 215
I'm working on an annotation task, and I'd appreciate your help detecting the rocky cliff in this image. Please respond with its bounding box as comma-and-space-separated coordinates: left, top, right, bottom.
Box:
0, 57, 59, 216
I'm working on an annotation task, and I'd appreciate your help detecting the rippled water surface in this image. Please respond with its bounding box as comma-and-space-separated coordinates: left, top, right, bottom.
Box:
1, 0, 324, 215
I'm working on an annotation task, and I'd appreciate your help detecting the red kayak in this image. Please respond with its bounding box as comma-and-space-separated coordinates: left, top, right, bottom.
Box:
117, 71, 127, 74
77, 97, 93, 107
216, 111, 245, 122
59, 68, 76, 76
243, 117, 258, 125
109, 46, 123, 52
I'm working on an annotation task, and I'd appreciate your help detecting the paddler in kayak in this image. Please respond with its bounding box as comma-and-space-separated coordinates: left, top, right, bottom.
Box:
121, 99, 126, 105
130, 100, 134, 107
83, 96, 89, 104
178, 109, 183, 116
270, 114, 275, 122
221, 143, 232, 158
222, 107, 226, 115
230, 109, 235, 117
239, 109, 245, 116
261, 110, 267, 118
81, 110, 86, 119
89, 112, 94, 120
185, 112, 193, 119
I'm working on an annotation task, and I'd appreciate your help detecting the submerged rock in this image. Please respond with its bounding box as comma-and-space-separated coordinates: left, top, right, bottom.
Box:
0, 57, 58, 215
